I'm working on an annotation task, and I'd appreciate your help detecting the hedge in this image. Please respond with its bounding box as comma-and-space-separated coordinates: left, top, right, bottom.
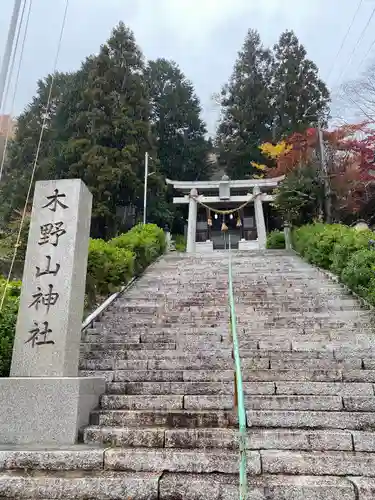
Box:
266, 230, 285, 249
0, 223, 166, 376
0, 278, 21, 376
174, 234, 186, 252
87, 223, 165, 297
293, 223, 375, 305
110, 223, 166, 275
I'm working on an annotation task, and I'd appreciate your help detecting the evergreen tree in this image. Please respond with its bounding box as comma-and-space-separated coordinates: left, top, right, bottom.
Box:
51, 22, 160, 238
216, 29, 273, 179
146, 58, 212, 181
274, 162, 324, 225
271, 30, 330, 139
0, 72, 73, 223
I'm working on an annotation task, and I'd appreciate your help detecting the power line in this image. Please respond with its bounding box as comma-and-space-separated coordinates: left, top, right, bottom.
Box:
346, 94, 375, 121
355, 33, 375, 74
346, 85, 375, 115
0, 0, 33, 184
332, 3, 375, 89
0, 0, 70, 311
326, 0, 363, 83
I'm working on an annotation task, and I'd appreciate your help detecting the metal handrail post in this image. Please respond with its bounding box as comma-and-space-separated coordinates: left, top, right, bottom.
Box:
228, 235, 248, 499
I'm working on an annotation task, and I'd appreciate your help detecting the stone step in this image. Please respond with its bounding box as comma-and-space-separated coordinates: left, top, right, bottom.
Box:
106, 381, 275, 395
111, 369, 310, 383
14, 444, 368, 481
165, 428, 356, 452
81, 349, 235, 361
107, 366, 366, 383
261, 450, 375, 476
0, 471, 160, 499
134, 331, 339, 342
105, 380, 375, 397
84, 426, 356, 452
84, 426, 166, 447
80, 369, 115, 382
80, 342, 177, 352
183, 395, 344, 411
242, 349, 336, 360
270, 358, 362, 370
276, 381, 374, 396
291, 341, 375, 352
0, 446, 104, 469
82, 347, 353, 362
113, 370, 185, 382
247, 410, 375, 430
181, 370, 344, 383
92, 319, 230, 329
81, 332, 141, 343
244, 369, 345, 382
81, 342, 371, 363
148, 358, 266, 370
254, 310, 370, 319
343, 370, 375, 382
100, 395, 184, 410
104, 447, 260, 474
140, 332, 223, 343
92, 406, 375, 430
242, 369, 348, 382
159, 473, 356, 500
90, 409, 238, 427
100, 394, 351, 411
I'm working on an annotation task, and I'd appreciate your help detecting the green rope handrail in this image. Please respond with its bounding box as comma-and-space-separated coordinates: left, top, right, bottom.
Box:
228, 235, 248, 499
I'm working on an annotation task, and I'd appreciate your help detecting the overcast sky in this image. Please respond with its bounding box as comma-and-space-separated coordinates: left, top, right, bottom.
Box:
1, 0, 375, 135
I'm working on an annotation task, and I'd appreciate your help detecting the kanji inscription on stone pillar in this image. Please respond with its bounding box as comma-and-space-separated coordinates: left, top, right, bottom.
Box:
10, 179, 92, 377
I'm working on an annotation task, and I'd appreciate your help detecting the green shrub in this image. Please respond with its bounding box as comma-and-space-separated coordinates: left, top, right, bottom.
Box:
87, 239, 134, 296
110, 223, 165, 274
174, 234, 186, 252
292, 223, 326, 257
293, 222, 375, 306
293, 223, 350, 269
331, 229, 374, 276
266, 230, 285, 249
341, 248, 375, 303
0, 278, 21, 376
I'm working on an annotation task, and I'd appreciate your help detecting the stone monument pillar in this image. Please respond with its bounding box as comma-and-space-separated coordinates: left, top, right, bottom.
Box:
0, 179, 105, 445
186, 188, 198, 253
284, 222, 292, 251
253, 185, 267, 250
164, 224, 172, 251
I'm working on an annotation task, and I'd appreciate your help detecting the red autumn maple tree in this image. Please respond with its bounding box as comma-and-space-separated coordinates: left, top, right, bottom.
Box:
265, 121, 375, 215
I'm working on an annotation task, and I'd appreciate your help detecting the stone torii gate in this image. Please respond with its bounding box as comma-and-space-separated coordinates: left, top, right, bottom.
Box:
166, 175, 284, 253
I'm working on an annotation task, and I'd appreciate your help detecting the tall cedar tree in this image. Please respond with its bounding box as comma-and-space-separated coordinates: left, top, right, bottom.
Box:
0, 72, 74, 224
146, 58, 212, 181
271, 30, 330, 139
1, 23, 165, 238
52, 22, 161, 238
216, 29, 273, 179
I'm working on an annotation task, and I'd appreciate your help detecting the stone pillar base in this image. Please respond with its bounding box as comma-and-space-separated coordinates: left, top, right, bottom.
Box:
0, 377, 105, 445
238, 240, 260, 251
195, 241, 214, 253
284, 224, 292, 250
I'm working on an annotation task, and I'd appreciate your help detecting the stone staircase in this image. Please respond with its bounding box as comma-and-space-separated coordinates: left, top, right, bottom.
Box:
2, 250, 375, 499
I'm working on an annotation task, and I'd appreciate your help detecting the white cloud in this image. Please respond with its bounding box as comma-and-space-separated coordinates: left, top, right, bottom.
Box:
0, 0, 373, 132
